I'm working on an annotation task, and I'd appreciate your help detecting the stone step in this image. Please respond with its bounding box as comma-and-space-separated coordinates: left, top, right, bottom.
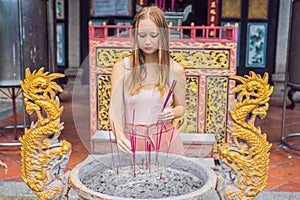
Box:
0, 181, 79, 200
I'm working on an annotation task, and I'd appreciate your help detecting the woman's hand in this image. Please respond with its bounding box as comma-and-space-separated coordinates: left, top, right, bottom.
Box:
109, 60, 132, 155
116, 134, 132, 155
158, 107, 174, 122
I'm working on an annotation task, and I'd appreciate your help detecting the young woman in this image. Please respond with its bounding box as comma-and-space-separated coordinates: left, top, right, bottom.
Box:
109, 5, 186, 155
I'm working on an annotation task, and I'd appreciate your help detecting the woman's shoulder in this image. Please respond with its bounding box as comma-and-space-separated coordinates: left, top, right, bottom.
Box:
113, 56, 132, 71
171, 58, 185, 74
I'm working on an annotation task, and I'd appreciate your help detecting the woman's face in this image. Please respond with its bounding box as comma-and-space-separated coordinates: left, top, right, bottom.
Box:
137, 19, 160, 55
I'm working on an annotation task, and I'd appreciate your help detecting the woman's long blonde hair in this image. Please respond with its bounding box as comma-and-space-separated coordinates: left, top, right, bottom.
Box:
128, 5, 170, 96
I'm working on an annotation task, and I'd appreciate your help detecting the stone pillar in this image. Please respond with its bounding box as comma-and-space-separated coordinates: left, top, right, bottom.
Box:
68, 0, 80, 68
272, 0, 292, 99
65, 0, 83, 93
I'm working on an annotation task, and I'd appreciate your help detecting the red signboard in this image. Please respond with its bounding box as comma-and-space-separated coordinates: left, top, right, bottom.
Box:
207, 0, 219, 36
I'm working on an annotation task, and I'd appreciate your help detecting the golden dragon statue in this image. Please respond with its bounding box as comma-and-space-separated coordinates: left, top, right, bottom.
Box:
218, 72, 273, 200
19, 68, 72, 200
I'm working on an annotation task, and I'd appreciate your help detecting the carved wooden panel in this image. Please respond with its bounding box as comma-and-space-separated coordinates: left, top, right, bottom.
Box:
173, 75, 199, 133
90, 38, 236, 156
205, 76, 228, 154
97, 74, 111, 130
171, 49, 230, 69
96, 47, 131, 67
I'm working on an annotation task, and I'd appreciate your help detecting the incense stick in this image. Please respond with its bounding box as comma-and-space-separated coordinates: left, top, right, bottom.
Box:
131, 109, 136, 177
148, 141, 151, 173
144, 131, 148, 170
156, 80, 177, 166
161, 80, 177, 112
155, 124, 160, 166
166, 127, 175, 160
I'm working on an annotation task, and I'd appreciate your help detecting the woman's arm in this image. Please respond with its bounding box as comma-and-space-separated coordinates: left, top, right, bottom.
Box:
158, 61, 186, 121
172, 61, 186, 118
109, 60, 132, 154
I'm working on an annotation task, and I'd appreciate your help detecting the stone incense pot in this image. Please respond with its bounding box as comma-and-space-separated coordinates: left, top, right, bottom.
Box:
69, 152, 219, 200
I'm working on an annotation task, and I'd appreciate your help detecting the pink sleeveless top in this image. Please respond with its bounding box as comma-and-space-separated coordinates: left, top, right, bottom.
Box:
123, 57, 170, 125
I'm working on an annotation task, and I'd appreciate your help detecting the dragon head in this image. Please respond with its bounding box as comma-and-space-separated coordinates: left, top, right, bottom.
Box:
20, 67, 65, 101
231, 72, 273, 104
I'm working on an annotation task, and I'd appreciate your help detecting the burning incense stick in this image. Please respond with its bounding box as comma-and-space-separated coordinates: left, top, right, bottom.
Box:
130, 109, 137, 177
158, 79, 177, 143
166, 127, 175, 160
156, 80, 177, 160
157, 122, 164, 152
148, 141, 151, 173
144, 131, 148, 169
155, 124, 160, 166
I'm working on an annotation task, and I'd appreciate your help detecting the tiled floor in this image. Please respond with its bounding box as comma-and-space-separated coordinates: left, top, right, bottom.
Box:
1, 92, 300, 194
